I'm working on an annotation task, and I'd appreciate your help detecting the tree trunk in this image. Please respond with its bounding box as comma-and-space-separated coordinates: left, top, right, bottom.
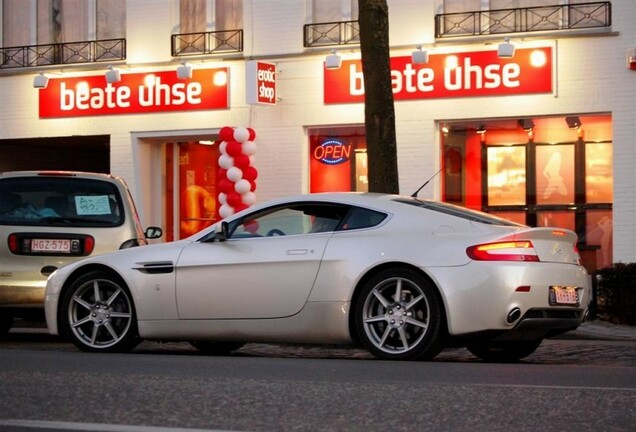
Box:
358, 0, 399, 194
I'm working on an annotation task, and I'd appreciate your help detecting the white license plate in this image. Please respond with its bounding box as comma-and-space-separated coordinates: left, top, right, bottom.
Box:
550, 286, 579, 306
31, 239, 71, 253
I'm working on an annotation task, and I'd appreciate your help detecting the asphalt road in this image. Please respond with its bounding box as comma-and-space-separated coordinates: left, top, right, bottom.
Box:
0, 328, 635, 432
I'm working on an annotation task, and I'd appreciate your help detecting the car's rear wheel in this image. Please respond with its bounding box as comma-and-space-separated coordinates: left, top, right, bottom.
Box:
465, 339, 543, 362
0, 315, 13, 336
190, 341, 245, 355
60, 270, 140, 353
355, 268, 444, 361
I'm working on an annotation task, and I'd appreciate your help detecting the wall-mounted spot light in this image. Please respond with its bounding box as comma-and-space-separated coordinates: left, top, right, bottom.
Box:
177, 61, 192, 79
476, 125, 487, 134
565, 116, 582, 129
498, 37, 515, 58
518, 119, 534, 131
411, 45, 428, 65
325, 49, 342, 70
105, 65, 121, 84
33, 72, 49, 89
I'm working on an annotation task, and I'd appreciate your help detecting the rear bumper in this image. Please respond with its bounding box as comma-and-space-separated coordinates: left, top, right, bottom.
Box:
494, 308, 586, 341
0, 284, 45, 308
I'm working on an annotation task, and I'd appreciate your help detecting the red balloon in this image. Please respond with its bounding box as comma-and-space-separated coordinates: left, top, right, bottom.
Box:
235, 203, 249, 213
218, 178, 234, 194
243, 166, 258, 182
216, 168, 228, 182
226, 192, 242, 208
249, 180, 257, 192
234, 154, 250, 169
248, 128, 256, 141
244, 220, 259, 234
226, 141, 243, 157
219, 126, 234, 142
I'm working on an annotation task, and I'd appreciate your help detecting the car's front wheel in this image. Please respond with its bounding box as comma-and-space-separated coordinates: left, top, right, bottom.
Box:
60, 270, 140, 353
465, 339, 543, 362
354, 268, 444, 361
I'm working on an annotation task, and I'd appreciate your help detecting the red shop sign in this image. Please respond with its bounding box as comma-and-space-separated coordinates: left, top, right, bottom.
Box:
324, 47, 553, 104
38, 68, 229, 118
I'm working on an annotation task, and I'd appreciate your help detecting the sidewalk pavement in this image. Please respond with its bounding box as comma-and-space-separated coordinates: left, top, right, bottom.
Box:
560, 319, 636, 341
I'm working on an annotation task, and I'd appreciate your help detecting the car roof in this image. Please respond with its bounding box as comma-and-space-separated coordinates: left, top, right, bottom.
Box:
250, 192, 420, 212
0, 170, 122, 182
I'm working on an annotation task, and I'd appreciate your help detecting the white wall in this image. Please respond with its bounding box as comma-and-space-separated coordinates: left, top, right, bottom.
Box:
1, 0, 634, 261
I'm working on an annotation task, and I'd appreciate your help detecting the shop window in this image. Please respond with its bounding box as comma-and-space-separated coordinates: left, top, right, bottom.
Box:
164, 141, 219, 242
309, 126, 367, 193
441, 114, 613, 272
486, 146, 526, 206
535, 144, 575, 205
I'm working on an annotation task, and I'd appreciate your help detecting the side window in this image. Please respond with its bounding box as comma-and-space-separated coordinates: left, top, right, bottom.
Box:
230, 203, 349, 238
341, 208, 386, 230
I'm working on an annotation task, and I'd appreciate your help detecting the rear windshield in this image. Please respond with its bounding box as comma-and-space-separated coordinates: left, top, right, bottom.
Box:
0, 176, 124, 227
393, 197, 523, 227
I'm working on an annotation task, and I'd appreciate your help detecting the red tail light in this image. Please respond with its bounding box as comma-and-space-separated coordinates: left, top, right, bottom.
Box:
466, 241, 540, 262
8, 234, 18, 253
84, 236, 95, 255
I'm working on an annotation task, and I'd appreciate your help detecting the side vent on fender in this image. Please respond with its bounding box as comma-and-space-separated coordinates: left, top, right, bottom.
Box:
133, 261, 175, 274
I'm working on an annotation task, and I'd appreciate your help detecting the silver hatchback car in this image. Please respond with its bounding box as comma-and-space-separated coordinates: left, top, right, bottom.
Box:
0, 171, 162, 334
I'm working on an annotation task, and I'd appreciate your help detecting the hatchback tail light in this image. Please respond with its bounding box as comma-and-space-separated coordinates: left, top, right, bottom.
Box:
466, 241, 540, 262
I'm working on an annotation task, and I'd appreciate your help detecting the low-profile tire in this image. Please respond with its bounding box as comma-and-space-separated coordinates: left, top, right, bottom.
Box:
59, 270, 140, 353
354, 268, 445, 361
466, 339, 543, 363
0, 315, 13, 336
190, 341, 245, 355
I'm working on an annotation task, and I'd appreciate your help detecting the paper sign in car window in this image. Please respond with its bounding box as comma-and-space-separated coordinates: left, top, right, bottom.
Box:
75, 195, 111, 215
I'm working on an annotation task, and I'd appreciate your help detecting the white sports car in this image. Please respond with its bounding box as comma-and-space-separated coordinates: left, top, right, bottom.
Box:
44, 193, 591, 362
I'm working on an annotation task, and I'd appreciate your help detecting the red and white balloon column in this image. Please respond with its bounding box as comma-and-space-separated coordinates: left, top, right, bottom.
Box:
216, 126, 258, 219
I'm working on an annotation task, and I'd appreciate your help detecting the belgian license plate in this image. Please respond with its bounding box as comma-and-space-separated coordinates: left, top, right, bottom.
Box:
31, 238, 71, 253
549, 286, 580, 306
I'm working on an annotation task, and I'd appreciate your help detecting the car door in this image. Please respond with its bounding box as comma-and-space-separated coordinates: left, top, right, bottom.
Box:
175, 202, 348, 319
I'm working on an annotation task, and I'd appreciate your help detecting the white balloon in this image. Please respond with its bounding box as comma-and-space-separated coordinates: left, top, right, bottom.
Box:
219, 204, 234, 219
219, 141, 228, 155
218, 154, 234, 169
226, 167, 243, 182
233, 127, 250, 143
242, 141, 257, 156
241, 191, 256, 205
234, 179, 251, 194
218, 192, 227, 205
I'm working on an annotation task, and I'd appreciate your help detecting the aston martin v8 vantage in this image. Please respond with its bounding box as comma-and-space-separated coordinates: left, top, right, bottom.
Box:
44, 193, 591, 362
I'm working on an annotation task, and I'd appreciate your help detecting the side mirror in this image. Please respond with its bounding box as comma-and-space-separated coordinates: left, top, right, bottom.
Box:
145, 226, 163, 239
213, 221, 230, 242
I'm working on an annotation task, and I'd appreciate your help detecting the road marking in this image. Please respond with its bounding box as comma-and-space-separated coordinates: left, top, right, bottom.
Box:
0, 419, 241, 432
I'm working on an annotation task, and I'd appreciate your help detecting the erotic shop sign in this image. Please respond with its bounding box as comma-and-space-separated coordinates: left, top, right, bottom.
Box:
38, 68, 229, 118
324, 47, 553, 103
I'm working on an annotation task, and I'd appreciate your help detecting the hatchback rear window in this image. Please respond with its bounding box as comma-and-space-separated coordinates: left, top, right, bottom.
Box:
393, 197, 523, 227
0, 177, 124, 227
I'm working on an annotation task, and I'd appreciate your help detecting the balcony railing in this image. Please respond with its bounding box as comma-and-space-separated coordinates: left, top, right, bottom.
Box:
303, 20, 360, 47
0, 38, 126, 69
171, 30, 243, 57
435, 1, 611, 38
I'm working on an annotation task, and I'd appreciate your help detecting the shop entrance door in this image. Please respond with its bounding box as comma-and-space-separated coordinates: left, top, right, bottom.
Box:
165, 141, 219, 241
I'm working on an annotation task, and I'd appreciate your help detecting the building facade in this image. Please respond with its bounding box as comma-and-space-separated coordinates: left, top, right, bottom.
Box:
0, 0, 634, 272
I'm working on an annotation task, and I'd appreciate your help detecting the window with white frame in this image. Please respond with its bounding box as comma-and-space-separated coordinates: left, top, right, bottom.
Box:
2, 0, 125, 47
177, 0, 243, 53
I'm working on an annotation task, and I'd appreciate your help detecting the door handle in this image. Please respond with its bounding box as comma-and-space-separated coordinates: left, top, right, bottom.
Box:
286, 249, 308, 255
